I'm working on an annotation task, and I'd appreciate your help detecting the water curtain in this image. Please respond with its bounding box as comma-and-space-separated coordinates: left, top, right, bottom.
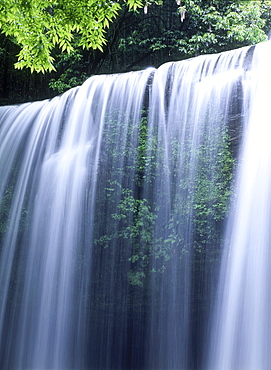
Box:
0, 41, 270, 369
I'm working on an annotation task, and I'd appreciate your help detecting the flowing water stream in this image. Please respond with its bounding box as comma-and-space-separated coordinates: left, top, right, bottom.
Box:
207, 41, 271, 370
0, 41, 270, 369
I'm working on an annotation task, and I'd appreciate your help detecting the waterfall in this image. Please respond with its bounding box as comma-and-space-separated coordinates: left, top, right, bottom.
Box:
0, 41, 269, 370
208, 42, 271, 370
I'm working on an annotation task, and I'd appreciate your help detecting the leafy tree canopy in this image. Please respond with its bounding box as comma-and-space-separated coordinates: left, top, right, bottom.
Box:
118, 0, 271, 63
1, 0, 271, 104
178, 0, 271, 56
0, 0, 162, 73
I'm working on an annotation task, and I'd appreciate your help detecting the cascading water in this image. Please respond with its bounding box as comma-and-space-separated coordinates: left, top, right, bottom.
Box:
207, 42, 271, 370
0, 41, 269, 370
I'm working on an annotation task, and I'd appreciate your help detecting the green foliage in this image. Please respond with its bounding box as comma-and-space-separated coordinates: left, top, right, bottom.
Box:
0, 0, 163, 73
179, 0, 270, 56
0, 185, 13, 235
48, 49, 88, 93
0, 169, 29, 245
117, 0, 271, 67
96, 187, 156, 259
192, 128, 235, 243
93, 109, 236, 287
1, 0, 271, 102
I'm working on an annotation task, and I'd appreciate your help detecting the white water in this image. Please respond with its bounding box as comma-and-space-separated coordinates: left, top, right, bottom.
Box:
208, 42, 271, 370
0, 70, 155, 369
0, 41, 269, 369
144, 46, 251, 370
